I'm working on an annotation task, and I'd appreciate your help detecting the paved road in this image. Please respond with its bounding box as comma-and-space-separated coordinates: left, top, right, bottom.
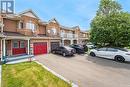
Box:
35, 54, 130, 87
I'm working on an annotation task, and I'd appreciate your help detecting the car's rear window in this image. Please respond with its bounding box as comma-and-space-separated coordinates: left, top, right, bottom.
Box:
107, 48, 118, 52
116, 48, 128, 52
98, 48, 107, 51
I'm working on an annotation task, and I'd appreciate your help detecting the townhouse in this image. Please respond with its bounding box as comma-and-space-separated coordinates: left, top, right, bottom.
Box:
0, 9, 89, 62
60, 25, 89, 46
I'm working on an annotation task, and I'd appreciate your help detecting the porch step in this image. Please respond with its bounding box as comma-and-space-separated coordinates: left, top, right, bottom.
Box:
6, 58, 36, 64
6, 55, 34, 62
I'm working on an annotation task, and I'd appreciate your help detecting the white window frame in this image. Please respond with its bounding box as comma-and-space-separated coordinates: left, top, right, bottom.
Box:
13, 41, 19, 48
18, 21, 24, 29
26, 21, 36, 32
51, 28, 57, 35
20, 41, 25, 48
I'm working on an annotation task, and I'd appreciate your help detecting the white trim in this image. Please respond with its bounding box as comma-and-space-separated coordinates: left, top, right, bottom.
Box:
5, 36, 30, 40
3, 39, 6, 57
62, 39, 64, 46
18, 9, 40, 19
71, 39, 73, 45
10, 40, 13, 55
27, 39, 30, 55
1, 40, 3, 61
36, 61, 78, 87
1, 17, 4, 33
12, 40, 19, 48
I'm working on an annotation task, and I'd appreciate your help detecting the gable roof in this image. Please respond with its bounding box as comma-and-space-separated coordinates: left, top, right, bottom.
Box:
48, 18, 59, 24
72, 26, 80, 29
60, 25, 80, 31
60, 25, 74, 30
18, 9, 40, 19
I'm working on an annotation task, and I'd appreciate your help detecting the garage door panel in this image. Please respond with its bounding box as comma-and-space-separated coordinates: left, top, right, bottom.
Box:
51, 42, 60, 51
33, 42, 47, 55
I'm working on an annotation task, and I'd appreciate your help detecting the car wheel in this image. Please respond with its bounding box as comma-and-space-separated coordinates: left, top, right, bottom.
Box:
63, 53, 66, 57
90, 52, 96, 57
115, 56, 125, 62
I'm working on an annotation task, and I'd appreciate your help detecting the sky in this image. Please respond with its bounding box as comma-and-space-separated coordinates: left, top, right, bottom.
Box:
14, 0, 130, 31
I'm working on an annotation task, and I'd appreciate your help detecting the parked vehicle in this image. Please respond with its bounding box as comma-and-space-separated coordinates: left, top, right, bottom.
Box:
90, 47, 130, 62
70, 44, 85, 54
86, 43, 96, 49
52, 46, 75, 57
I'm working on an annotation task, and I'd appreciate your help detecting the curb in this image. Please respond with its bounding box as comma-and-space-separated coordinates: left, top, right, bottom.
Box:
36, 61, 78, 87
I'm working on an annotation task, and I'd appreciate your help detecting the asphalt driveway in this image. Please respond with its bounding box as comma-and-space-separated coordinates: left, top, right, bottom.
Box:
35, 54, 130, 87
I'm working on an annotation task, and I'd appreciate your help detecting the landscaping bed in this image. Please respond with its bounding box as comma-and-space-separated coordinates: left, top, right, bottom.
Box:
2, 62, 71, 87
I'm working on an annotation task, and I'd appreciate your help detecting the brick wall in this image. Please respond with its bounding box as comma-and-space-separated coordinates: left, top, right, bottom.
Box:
46, 22, 60, 37
3, 19, 18, 32
37, 25, 46, 35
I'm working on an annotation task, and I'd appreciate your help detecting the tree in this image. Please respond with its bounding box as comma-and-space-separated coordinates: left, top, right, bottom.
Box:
90, 0, 130, 47
97, 0, 121, 15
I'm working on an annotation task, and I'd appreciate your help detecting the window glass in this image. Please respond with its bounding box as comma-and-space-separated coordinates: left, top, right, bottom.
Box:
18, 22, 24, 29
20, 22, 24, 29
26, 21, 36, 31
13, 41, 19, 48
98, 48, 106, 51
117, 48, 128, 52
51, 28, 57, 35
107, 48, 118, 52
26, 23, 30, 29
20, 41, 25, 48
59, 47, 64, 49
83, 34, 86, 37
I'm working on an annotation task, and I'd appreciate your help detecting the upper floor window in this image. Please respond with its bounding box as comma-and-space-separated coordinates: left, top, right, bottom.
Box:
19, 22, 24, 29
61, 30, 65, 34
83, 34, 86, 37
50, 28, 57, 35
26, 21, 36, 32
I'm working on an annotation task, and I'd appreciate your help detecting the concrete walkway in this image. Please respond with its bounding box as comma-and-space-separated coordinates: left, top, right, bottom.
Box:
35, 54, 130, 87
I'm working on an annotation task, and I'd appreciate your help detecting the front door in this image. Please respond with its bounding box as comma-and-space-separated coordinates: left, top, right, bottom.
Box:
12, 40, 26, 55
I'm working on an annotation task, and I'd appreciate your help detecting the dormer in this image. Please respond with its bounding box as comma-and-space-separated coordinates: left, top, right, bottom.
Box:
46, 18, 60, 37
48, 18, 59, 24
16, 9, 40, 36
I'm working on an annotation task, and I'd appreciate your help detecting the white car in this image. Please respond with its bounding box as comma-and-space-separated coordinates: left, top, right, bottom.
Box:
89, 47, 130, 62
86, 44, 96, 49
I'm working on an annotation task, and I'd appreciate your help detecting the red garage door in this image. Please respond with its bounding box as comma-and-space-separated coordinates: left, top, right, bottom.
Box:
33, 42, 47, 55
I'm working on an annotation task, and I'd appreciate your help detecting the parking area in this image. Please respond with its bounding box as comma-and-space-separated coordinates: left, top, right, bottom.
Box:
36, 54, 130, 87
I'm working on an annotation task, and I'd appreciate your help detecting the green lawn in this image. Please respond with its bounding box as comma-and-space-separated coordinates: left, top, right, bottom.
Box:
2, 62, 71, 87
